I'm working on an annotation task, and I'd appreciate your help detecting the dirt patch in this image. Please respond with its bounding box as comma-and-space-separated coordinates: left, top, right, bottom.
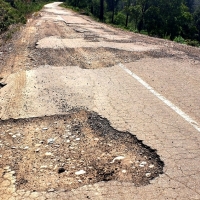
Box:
0, 109, 164, 192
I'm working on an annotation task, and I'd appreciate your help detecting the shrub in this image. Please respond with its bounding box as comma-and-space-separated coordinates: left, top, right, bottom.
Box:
114, 12, 126, 25
0, 0, 22, 33
173, 36, 186, 44
186, 39, 200, 47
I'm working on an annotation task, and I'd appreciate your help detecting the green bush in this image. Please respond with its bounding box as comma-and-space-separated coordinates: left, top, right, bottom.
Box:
114, 12, 126, 25
0, 0, 52, 34
173, 36, 186, 44
186, 39, 200, 47
0, 0, 21, 32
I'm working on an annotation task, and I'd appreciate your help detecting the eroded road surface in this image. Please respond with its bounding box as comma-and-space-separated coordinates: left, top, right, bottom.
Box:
0, 2, 200, 200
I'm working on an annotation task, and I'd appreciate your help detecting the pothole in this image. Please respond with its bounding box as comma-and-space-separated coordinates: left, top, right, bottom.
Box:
0, 109, 164, 192
30, 46, 174, 69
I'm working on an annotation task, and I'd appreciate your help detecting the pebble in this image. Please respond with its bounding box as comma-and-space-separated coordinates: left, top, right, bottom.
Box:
40, 165, 47, 169
24, 146, 29, 150
4, 166, 10, 170
12, 135, 16, 138
122, 170, 127, 173
76, 138, 80, 141
139, 161, 147, 167
53, 165, 58, 170
66, 140, 70, 143
47, 138, 54, 144
0, 155, 2, 158
35, 148, 40, 152
110, 156, 125, 163
45, 152, 53, 156
48, 188, 55, 192
146, 173, 151, 177
75, 170, 86, 175
63, 135, 69, 138
35, 144, 41, 147
149, 164, 154, 168
43, 127, 48, 130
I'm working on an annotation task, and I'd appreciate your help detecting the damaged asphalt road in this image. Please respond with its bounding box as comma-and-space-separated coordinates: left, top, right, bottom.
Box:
0, 2, 200, 200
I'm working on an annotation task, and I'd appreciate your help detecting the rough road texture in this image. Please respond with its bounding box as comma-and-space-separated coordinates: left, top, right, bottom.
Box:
0, 2, 200, 200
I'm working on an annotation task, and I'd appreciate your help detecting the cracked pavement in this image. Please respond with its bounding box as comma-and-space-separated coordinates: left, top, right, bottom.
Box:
0, 2, 200, 199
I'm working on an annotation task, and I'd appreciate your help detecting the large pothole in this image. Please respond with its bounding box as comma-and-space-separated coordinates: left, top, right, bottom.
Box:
30, 47, 174, 69
0, 109, 164, 192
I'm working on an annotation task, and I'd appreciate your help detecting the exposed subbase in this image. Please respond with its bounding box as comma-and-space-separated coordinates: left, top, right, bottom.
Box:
0, 109, 164, 192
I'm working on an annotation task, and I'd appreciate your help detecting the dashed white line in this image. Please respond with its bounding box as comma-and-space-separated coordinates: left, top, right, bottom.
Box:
119, 63, 200, 133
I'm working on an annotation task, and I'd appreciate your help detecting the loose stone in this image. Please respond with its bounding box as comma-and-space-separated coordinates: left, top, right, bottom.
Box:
40, 165, 48, 169
139, 161, 147, 167
47, 138, 54, 144
35, 148, 40, 152
75, 170, 86, 175
110, 156, 125, 163
45, 152, 53, 156
146, 173, 151, 177
48, 188, 55, 192
149, 164, 154, 168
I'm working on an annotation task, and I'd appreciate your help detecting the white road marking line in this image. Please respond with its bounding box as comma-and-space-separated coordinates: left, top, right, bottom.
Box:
119, 63, 200, 132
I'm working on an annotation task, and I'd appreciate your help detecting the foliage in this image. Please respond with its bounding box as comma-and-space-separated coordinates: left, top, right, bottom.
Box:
0, 0, 22, 33
62, 0, 200, 45
186, 39, 199, 46
114, 11, 126, 25
0, 0, 52, 34
194, 5, 200, 40
173, 36, 186, 44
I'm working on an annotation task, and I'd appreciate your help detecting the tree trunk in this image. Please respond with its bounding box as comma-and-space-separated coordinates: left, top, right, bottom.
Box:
125, 13, 129, 27
111, 0, 114, 23
100, 0, 104, 21
91, 5, 93, 14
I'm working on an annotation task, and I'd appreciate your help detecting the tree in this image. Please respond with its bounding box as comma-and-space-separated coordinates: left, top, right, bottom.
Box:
194, 6, 200, 40
100, 0, 104, 21
185, 0, 194, 12
107, 0, 119, 23
130, 5, 141, 30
